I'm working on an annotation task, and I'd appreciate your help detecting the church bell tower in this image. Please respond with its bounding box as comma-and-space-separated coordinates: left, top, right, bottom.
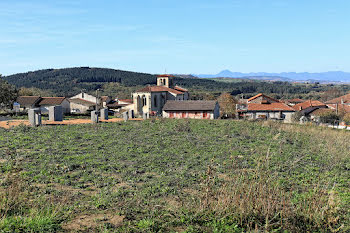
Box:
157, 75, 174, 88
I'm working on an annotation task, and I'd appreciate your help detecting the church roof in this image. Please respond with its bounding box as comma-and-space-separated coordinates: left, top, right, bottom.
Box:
136, 86, 184, 95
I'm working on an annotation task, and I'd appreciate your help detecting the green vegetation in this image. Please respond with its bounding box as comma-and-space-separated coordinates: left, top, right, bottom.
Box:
4, 67, 350, 100
1, 120, 349, 232
0, 75, 17, 109
4, 67, 157, 97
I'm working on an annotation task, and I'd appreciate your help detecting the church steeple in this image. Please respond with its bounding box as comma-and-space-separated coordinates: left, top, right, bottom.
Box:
157, 74, 174, 88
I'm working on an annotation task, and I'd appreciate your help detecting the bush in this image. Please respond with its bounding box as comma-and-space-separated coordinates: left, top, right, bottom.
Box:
342, 113, 350, 125
319, 112, 340, 124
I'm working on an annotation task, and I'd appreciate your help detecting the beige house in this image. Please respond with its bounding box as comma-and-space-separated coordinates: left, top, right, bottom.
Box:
132, 75, 189, 116
38, 97, 70, 114
69, 92, 100, 113
107, 99, 134, 112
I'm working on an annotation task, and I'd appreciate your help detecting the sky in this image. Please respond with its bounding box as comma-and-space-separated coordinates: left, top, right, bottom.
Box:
1, 0, 350, 75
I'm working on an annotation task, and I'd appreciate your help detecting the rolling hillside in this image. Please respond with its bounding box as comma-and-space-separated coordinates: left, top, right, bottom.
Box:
4, 67, 350, 100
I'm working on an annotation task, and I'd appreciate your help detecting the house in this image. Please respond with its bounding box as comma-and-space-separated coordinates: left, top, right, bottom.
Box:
37, 97, 70, 114
325, 93, 350, 115
162, 100, 220, 119
284, 98, 304, 106
107, 99, 134, 112
132, 75, 189, 116
69, 98, 96, 113
292, 100, 327, 116
16, 96, 41, 111
237, 93, 295, 122
69, 92, 100, 113
308, 108, 335, 123
327, 103, 350, 115
325, 93, 350, 105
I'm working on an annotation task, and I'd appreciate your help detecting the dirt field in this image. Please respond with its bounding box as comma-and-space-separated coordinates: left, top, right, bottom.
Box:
0, 118, 143, 129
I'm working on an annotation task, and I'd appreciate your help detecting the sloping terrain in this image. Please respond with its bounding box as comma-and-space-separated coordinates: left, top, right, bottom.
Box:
0, 120, 349, 232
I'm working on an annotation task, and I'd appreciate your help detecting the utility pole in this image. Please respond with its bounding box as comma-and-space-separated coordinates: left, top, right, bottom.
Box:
96, 89, 100, 111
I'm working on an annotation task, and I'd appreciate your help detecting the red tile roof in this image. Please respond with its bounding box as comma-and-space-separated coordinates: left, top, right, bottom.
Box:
292, 100, 326, 111
157, 74, 175, 77
327, 104, 350, 113
247, 103, 295, 112
309, 108, 334, 116
38, 97, 66, 106
174, 86, 188, 92
325, 93, 350, 104
118, 99, 133, 104
136, 86, 184, 95
247, 93, 280, 103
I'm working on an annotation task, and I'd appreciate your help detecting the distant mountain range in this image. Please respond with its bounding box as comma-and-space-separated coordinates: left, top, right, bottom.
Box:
195, 70, 350, 83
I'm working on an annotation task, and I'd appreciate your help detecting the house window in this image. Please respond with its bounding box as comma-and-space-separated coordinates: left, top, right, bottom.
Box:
169, 112, 174, 118
182, 112, 186, 118
203, 112, 208, 118
82, 93, 85, 98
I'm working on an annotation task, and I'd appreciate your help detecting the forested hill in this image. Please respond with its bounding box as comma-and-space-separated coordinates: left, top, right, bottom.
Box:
4, 67, 350, 100
4, 67, 158, 96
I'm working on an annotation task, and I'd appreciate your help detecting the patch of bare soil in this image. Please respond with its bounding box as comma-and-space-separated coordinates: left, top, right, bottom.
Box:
62, 213, 124, 231
0, 118, 143, 129
164, 196, 182, 210
32, 183, 98, 196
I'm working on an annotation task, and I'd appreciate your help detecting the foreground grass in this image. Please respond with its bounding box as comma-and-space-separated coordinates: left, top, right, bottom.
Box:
0, 119, 349, 232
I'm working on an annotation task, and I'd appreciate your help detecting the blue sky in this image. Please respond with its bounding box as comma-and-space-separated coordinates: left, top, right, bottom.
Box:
1, 0, 350, 75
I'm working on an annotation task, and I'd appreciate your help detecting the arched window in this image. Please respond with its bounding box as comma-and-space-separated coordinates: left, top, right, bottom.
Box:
154, 95, 157, 107
142, 95, 147, 106
160, 94, 165, 105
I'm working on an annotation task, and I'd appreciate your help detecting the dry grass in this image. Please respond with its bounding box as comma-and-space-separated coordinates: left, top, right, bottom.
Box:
188, 155, 345, 232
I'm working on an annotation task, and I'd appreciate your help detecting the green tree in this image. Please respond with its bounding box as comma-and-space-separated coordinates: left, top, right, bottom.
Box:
0, 74, 17, 109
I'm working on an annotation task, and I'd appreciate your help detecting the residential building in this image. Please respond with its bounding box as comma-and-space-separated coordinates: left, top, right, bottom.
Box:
69, 92, 99, 113
237, 93, 295, 122
15, 96, 41, 111
325, 93, 350, 114
284, 98, 304, 106
292, 100, 327, 115
107, 99, 134, 112
38, 97, 70, 114
162, 100, 220, 119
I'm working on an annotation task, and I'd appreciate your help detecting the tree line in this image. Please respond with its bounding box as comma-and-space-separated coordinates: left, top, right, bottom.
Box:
3, 67, 350, 100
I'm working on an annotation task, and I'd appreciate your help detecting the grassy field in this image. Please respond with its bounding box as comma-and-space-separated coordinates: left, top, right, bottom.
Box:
0, 119, 349, 232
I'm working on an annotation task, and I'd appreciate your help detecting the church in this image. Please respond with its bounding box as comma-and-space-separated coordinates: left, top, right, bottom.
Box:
132, 75, 189, 116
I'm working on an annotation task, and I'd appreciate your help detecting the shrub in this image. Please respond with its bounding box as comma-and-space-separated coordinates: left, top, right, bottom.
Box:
319, 112, 340, 124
